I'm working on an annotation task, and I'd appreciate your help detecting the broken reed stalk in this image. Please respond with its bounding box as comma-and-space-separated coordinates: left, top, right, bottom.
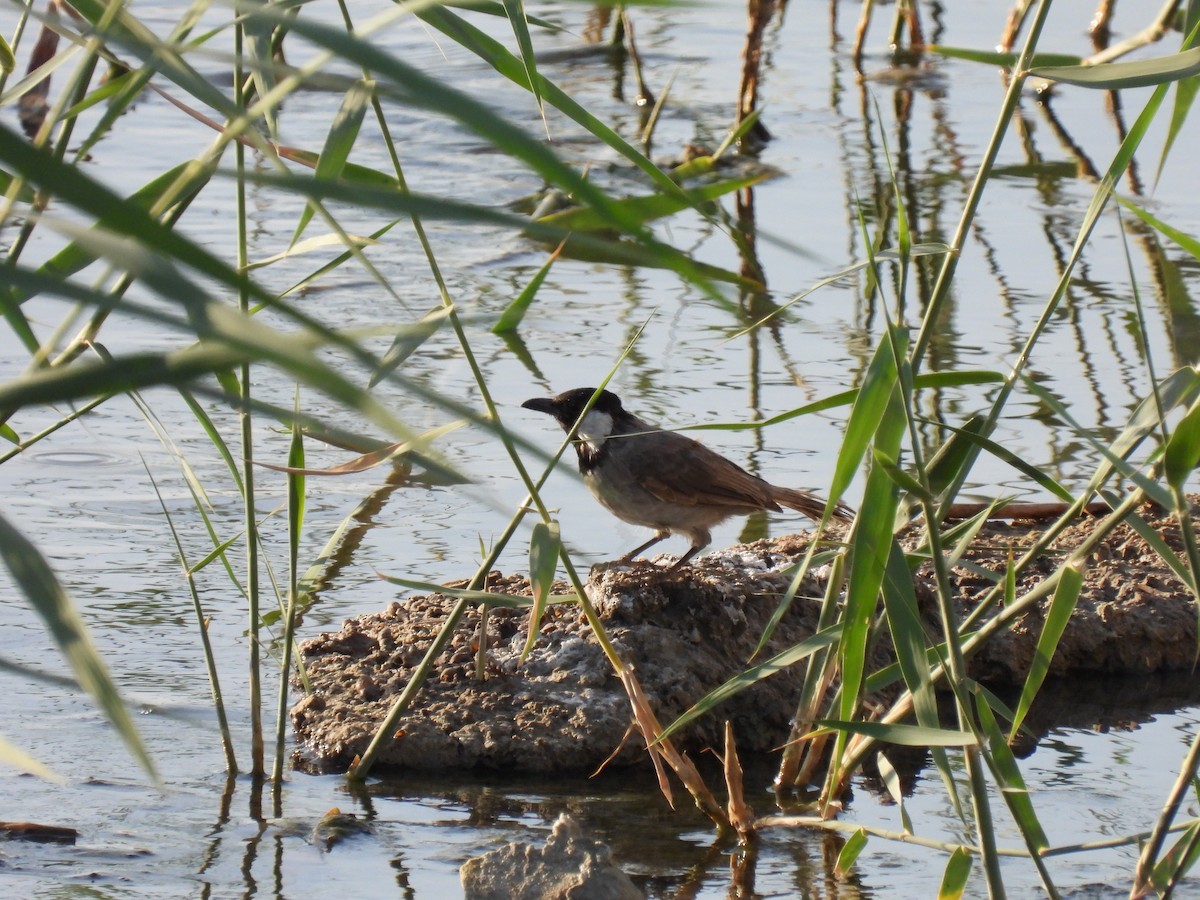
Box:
887, 0, 923, 54
624, 669, 729, 831
723, 721, 756, 838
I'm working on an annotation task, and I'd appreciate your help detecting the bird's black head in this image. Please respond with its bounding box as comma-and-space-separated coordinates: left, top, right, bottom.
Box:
521, 387, 625, 430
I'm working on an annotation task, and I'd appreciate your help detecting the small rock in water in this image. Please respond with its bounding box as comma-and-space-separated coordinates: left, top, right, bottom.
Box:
461, 813, 643, 900
0, 821, 78, 844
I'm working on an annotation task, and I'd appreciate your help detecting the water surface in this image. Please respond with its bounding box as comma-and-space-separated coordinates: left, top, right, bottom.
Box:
2, 0, 1199, 895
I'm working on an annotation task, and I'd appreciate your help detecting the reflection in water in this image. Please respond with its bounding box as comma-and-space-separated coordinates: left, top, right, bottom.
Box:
823, 38, 1200, 485
4, 0, 1200, 897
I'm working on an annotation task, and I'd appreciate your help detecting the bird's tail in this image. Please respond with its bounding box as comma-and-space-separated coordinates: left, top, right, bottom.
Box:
772, 486, 855, 523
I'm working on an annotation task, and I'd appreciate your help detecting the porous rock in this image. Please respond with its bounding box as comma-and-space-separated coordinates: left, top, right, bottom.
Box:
460, 813, 642, 900
945, 509, 1200, 681
291, 536, 853, 773
292, 504, 1200, 774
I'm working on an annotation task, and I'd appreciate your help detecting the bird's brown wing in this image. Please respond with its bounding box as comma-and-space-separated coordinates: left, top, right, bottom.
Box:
632, 433, 780, 511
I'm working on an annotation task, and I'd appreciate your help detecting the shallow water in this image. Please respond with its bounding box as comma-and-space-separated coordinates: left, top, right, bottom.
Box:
2, 0, 1200, 895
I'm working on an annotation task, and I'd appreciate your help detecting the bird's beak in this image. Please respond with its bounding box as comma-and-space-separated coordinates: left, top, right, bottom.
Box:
521, 397, 557, 416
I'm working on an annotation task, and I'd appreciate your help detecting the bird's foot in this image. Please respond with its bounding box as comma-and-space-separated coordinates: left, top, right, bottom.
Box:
590, 556, 641, 574
596, 553, 672, 572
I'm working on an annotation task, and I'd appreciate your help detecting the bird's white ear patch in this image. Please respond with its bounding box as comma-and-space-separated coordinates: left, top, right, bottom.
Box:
577, 409, 614, 451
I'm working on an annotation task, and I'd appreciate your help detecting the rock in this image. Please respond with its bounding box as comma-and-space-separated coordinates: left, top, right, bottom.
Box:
290, 504, 1200, 774
942, 511, 1199, 681
0, 821, 78, 844
460, 813, 643, 900
291, 535, 864, 773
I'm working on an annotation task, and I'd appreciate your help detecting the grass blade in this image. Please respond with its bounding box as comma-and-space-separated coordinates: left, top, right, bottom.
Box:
291, 78, 372, 245
492, 240, 564, 334
928, 45, 1080, 68
811, 720, 977, 748
0, 731, 59, 781
500, 0, 546, 128
977, 693, 1048, 850
1150, 819, 1200, 892
834, 828, 869, 877
658, 624, 843, 742
0, 511, 156, 781
520, 520, 560, 663
938, 847, 973, 899
416, 4, 686, 202
537, 171, 775, 231
1031, 47, 1200, 89
1007, 561, 1084, 741
375, 574, 568, 609
877, 753, 912, 835
882, 539, 961, 822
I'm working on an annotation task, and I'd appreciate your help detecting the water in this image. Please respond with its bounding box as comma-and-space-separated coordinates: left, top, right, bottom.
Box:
2, 0, 1199, 895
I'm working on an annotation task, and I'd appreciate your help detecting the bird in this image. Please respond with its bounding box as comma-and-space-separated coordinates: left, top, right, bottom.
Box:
521, 387, 853, 569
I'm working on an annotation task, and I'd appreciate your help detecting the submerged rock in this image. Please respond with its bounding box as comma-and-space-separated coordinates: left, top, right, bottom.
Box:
291, 505, 1200, 774
0, 821, 78, 844
460, 813, 642, 900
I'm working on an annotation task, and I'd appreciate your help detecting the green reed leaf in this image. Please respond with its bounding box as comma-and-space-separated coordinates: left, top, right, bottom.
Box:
1165, 398, 1200, 491
657, 624, 843, 742
243, 3, 280, 138
834, 828, 868, 878
371, 307, 451, 388
1150, 818, 1200, 892
881, 539, 959, 817
0, 730, 59, 781
938, 847, 973, 899
1116, 193, 1200, 259
493, 242, 563, 334
293, 79, 373, 245
69, 0, 240, 119
0, 511, 155, 781
876, 753, 912, 835
1031, 47, 1200, 89
288, 408, 306, 545
240, 170, 753, 287
0, 125, 266, 307
874, 449, 931, 502
836, 339, 906, 731
258, 9, 646, 238
537, 171, 774, 232
1007, 561, 1084, 741
375, 574, 575, 609
975, 692, 1049, 852
1158, 67, 1200, 185
928, 44, 1081, 68
811, 720, 977, 747
520, 521, 560, 663
416, 4, 687, 203
501, 0, 545, 124
921, 416, 1074, 507
830, 327, 904, 504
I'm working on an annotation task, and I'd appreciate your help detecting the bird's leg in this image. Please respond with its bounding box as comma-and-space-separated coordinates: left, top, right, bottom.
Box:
619, 530, 671, 562
667, 527, 712, 571
667, 543, 705, 572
